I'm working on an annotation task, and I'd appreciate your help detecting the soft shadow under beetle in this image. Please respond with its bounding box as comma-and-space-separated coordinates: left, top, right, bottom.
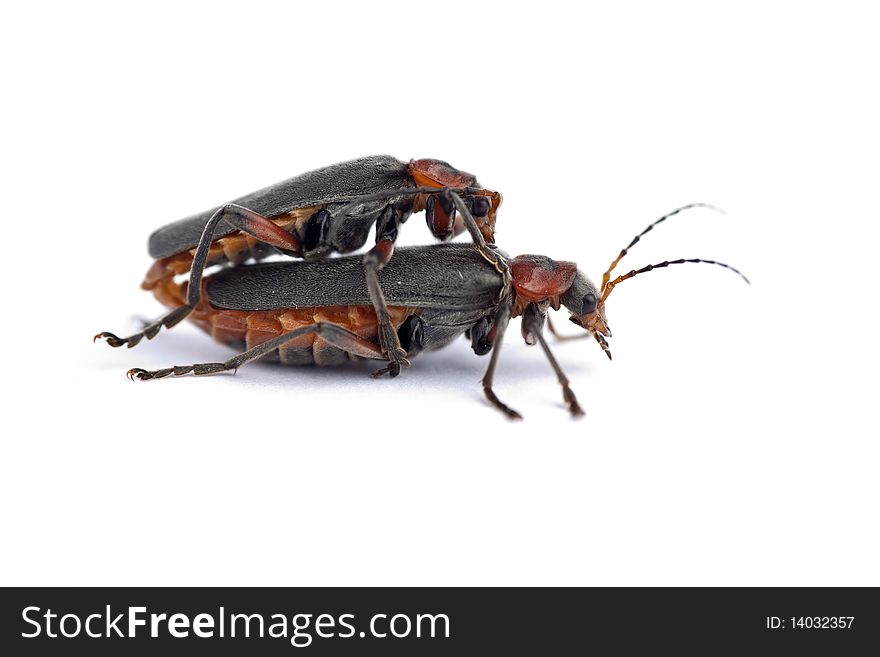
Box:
107, 204, 748, 419
95, 154, 503, 376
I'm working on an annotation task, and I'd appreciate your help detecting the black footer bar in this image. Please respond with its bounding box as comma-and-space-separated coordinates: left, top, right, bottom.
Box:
2, 587, 877, 655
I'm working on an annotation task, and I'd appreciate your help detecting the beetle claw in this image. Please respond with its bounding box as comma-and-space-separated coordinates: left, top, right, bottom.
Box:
370, 346, 411, 378
371, 363, 400, 378
95, 331, 125, 347
126, 368, 148, 381
371, 353, 411, 378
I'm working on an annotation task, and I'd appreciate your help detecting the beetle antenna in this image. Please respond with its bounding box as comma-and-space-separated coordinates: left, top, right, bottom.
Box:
600, 203, 725, 293
600, 258, 750, 304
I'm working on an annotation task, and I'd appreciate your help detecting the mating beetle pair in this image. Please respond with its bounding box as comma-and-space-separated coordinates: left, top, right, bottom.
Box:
98, 155, 502, 377
96, 155, 747, 418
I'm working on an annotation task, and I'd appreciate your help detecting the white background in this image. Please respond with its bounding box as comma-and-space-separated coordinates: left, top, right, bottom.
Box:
1, 2, 877, 586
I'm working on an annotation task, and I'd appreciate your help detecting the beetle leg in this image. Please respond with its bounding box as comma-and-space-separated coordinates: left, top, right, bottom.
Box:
127, 321, 384, 381
481, 303, 522, 420
447, 191, 488, 249
425, 192, 457, 240
521, 305, 584, 417
96, 204, 302, 349
363, 206, 410, 378
535, 331, 585, 417
446, 192, 512, 300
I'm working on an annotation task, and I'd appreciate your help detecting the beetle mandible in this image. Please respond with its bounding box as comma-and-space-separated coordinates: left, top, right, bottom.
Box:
110, 204, 748, 418
95, 155, 503, 376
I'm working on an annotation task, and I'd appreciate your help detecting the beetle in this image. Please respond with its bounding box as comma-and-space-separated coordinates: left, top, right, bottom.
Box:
113, 205, 748, 418
95, 154, 503, 376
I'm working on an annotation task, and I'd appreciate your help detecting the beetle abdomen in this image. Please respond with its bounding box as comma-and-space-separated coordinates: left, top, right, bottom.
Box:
142, 210, 314, 292
195, 305, 413, 366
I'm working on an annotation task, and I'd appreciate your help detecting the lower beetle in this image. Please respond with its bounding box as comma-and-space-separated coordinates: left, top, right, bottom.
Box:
112, 205, 748, 418
95, 154, 503, 376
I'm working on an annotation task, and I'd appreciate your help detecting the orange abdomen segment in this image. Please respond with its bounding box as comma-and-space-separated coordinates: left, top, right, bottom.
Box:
142, 209, 313, 291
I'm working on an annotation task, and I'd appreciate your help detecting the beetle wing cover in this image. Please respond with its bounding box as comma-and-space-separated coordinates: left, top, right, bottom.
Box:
206, 243, 503, 312
148, 155, 411, 259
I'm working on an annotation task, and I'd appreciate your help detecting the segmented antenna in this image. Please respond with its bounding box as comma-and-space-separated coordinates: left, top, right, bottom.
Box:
600, 203, 725, 293
600, 258, 750, 303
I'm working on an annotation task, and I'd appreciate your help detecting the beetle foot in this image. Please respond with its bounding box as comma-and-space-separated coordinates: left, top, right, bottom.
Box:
96, 307, 189, 349
483, 386, 523, 420
126, 366, 178, 381
370, 353, 411, 379
126, 363, 223, 380
370, 339, 410, 378
94, 331, 134, 348
564, 386, 586, 418
127, 368, 151, 381
95, 330, 153, 348
371, 364, 398, 378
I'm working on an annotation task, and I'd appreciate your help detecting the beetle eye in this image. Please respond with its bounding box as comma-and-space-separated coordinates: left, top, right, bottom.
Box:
470, 196, 491, 217
581, 293, 597, 314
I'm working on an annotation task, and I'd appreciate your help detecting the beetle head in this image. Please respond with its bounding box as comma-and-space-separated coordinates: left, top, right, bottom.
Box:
561, 271, 613, 358
509, 254, 611, 356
